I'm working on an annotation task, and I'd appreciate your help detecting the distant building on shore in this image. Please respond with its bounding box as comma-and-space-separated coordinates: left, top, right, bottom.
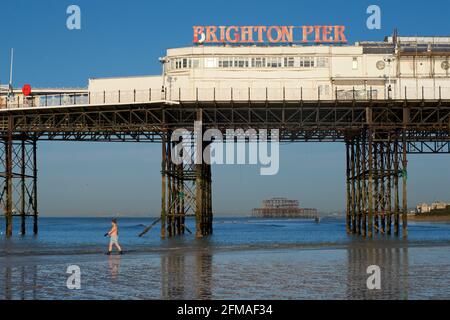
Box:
416, 201, 450, 214
252, 197, 318, 218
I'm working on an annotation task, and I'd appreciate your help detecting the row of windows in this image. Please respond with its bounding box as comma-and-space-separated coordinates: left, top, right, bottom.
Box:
170, 56, 330, 70
172, 58, 200, 69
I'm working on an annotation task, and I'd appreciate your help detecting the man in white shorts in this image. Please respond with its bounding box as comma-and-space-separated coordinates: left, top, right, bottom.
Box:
105, 218, 123, 255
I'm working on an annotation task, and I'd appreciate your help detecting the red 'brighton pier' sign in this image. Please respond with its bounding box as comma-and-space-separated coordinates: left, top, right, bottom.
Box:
193, 25, 347, 44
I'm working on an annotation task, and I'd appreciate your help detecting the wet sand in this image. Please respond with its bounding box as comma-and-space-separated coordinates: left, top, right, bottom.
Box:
1, 241, 450, 300
2, 217, 450, 300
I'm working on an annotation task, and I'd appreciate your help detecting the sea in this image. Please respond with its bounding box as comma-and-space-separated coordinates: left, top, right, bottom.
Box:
1, 217, 450, 300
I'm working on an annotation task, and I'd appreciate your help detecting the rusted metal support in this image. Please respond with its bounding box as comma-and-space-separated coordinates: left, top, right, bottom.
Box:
402, 134, 408, 238
194, 109, 213, 238
195, 108, 204, 238
361, 133, 367, 237
350, 140, 356, 234
386, 140, 392, 235
1, 126, 39, 236
374, 141, 379, 234
32, 139, 38, 235
160, 113, 213, 238
380, 142, 386, 234
195, 162, 204, 238
367, 129, 374, 238
5, 115, 13, 237
21, 139, 26, 235
167, 141, 174, 237
347, 129, 407, 238
394, 139, 400, 236
207, 166, 213, 235
161, 132, 167, 239
356, 137, 362, 235
345, 141, 351, 234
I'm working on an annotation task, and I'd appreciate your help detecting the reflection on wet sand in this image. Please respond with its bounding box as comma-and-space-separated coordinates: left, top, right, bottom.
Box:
4, 266, 12, 300
2, 265, 38, 300
347, 245, 409, 299
3, 241, 450, 300
161, 250, 213, 299
108, 255, 121, 280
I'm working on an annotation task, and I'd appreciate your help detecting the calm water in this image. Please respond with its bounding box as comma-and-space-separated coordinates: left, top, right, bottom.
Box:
1, 217, 450, 299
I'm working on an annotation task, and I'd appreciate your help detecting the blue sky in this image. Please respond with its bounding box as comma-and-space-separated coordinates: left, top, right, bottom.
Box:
1, 0, 450, 216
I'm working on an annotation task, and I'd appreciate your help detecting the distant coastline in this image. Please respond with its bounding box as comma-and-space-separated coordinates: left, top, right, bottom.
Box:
409, 215, 450, 222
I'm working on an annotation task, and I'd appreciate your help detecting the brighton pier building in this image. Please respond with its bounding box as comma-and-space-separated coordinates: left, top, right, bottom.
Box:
1, 31, 450, 238
86, 35, 450, 104
2, 34, 449, 107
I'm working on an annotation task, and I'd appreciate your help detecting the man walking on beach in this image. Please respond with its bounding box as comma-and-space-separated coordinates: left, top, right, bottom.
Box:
105, 218, 123, 255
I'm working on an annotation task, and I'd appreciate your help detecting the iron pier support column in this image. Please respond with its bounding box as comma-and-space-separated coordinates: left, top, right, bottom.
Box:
345, 141, 351, 234
160, 117, 213, 238
356, 136, 362, 235
386, 139, 392, 235
1, 125, 39, 237
195, 109, 213, 238
394, 138, 400, 236
161, 132, 167, 239
21, 139, 26, 235
32, 139, 38, 235
161, 130, 189, 238
361, 133, 367, 237
367, 129, 374, 238
401, 133, 408, 238
345, 129, 407, 238
350, 140, 357, 234
5, 116, 13, 236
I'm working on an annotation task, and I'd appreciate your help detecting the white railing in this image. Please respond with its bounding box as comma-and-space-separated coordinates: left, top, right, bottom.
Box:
1, 86, 449, 109
168, 86, 450, 101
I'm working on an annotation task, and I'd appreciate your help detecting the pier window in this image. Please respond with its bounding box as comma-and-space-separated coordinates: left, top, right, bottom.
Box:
204, 57, 218, 68
299, 57, 315, 68
171, 57, 193, 70
318, 85, 330, 96
352, 57, 359, 70
219, 57, 233, 68
267, 57, 282, 68
182, 58, 189, 68
251, 57, 266, 68
170, 55, 330, 70
284, 57, 295, 68
234, 57, 249, 68
192, 59, 200, 68
316, 57, 329, 68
